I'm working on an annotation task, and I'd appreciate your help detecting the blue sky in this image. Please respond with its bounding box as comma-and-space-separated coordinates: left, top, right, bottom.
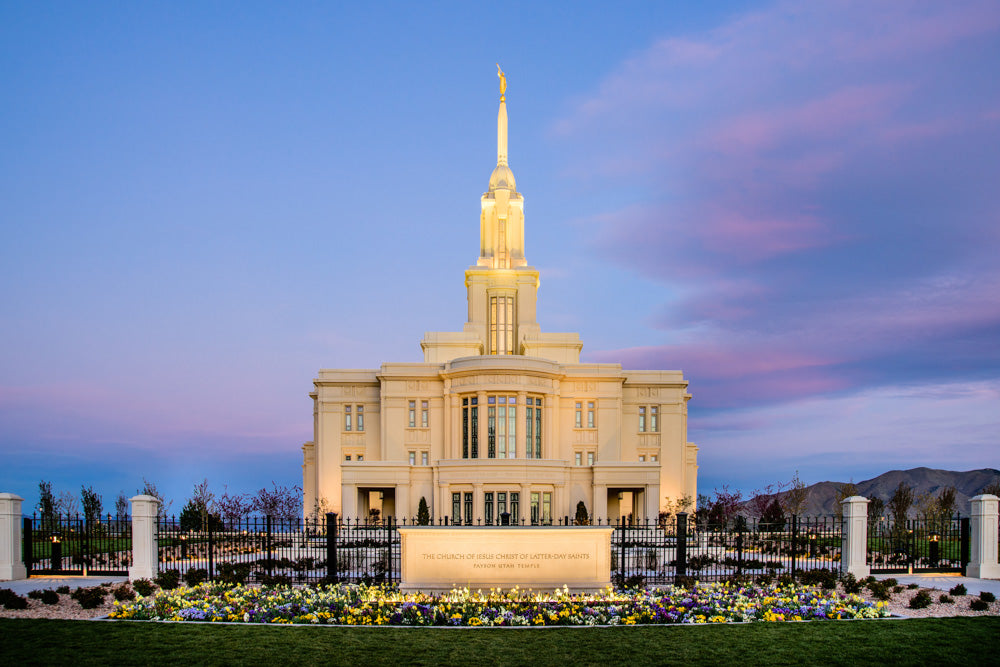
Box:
2, 1, 998, 513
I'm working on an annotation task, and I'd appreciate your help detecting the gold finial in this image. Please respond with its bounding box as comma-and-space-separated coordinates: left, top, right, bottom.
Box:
497, 63, 506, 101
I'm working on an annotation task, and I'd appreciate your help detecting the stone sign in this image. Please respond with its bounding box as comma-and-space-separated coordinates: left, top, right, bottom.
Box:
397, 526, 614, 592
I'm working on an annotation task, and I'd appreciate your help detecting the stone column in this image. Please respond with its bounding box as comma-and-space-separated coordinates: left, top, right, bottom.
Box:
473, 483, 484, 524
520, 483, 531, 525
450, 394, 461, 459
129, 494, 160, 582
516, 391, 527, 458
395, 483, 411, 523
341, 484, 358, 520
477, 391, 488, 458
593, 484, 608, 524
969, 494, 1000, 579
0, 493, 27, 581
439, 484, 451, 524
841, 496, 870, 578
544, 393, 556, 460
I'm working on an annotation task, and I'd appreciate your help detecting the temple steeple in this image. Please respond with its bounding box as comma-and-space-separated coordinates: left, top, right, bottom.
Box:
481, 65, 525, 269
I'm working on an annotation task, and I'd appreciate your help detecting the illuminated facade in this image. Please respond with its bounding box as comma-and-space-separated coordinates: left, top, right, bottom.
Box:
302, 72, 698, 523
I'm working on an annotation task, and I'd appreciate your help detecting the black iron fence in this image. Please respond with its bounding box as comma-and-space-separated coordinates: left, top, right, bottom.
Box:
22, 513, 131, 576
868, 515, 969, 574
154, 512, 845, 588
157, 514, 398, 586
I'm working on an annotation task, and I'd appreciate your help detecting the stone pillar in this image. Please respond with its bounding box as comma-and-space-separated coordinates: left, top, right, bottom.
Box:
473, 483, 484, 524
516, 391, 527, 458
841, 496, 870, 578
544, 393, 555, 460
439, 484, 451, 524
477, 391, 488, 458
342, 484, 358, 519
593, 484, 608, 523
968, 494, 1000, 579
520, 483, 531, 525
395, 483, 411, 523
0, 493, 27, 581
129, 494, 160, 582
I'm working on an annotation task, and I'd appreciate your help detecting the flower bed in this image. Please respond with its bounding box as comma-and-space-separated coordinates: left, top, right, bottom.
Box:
108, 582, 890, 626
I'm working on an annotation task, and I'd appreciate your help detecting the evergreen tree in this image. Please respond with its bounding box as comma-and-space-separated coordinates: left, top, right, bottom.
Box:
38, 480, 55, 523
574, 501, 590, 525
417, 497, 430, 525
761, 498, 786, 533
81, 485, 103, 524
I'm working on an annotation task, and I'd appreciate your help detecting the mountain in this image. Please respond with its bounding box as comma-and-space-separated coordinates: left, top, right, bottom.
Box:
747, 467, 1000, 517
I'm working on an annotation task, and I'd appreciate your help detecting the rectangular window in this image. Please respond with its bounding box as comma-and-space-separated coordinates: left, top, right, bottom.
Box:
542, 492, 551, 525
497, 492, 507, 519
345, 455, 351, 461
464, 492, 473, 526
575, 452, 582, 466
651, 455, 658, 462
639, 406, 646, 432
650, 406, 658, 432
587, 452, 595, 466
408, 401, 416, 428
421, 400, 429, 428
639, 455, 645, 462
344, 405, 352, 431
489, 295, 515, 354
575, 402, 582, 428
530, 492, 540, 525
507, 403, 516, 458
587, 401, 595, 428
484, 492, 494, 525
470, 399, 479, 458
452, 493, 461, 525
409, 451, 415, 465
488, 406, 496, 458
421, 451, 428, 466
534, 401, 542, 459
356, 405, 364, 432
356, 454, 363, 462
525, 405, 534, 459
510, 492, 519, 523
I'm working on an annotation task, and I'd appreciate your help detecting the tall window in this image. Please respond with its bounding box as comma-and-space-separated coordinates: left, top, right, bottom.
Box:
464, 492, 473, 526
497, 218, 508, 268
409, 451, 415, 465
421, 400, 429, 427
489, 295, 515, 355
639, 406, 659, 432
487, 395, 517, 458
462, 397, 479, 458
452, 493, 461, 525
344, 405, 363, 431
484, 492, 494, 525
587, 452, 595, 466
587, 401, 595, 428
421, 451, 428, 466
530, 492, 552, 525
525, 397, 542, 459
575, 402, 582, 428
408, 401, 416, 428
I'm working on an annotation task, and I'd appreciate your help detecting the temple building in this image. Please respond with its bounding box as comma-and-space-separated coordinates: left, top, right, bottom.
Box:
302, 69, 698, 524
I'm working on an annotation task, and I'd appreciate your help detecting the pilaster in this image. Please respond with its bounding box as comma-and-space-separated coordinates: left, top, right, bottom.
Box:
968, 494, 1000, 579
0, 493, 26, 581
129, 495, 160, 582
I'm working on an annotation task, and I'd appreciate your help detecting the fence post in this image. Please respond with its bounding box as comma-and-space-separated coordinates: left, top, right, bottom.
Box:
790, 514, 799, 576
129, 495, 160, 582
675, 512, 687, 585
326, 512, 338, 582
736, 523, 744, 578
22, 518, 33, 576
266, 515, 273, 577
840, 496, 870, 578
968, 494, 1000, 579
207, 519, 215, 581
386, 516, 393, 583
0, 494, 27, 581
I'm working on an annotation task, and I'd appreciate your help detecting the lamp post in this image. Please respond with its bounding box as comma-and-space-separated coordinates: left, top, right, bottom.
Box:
929, 531, 940, 568
808, 530, 818, 558
50, 534, 62, 572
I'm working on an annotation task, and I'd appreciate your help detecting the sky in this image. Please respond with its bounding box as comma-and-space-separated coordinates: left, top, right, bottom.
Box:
2, 1, 998, 514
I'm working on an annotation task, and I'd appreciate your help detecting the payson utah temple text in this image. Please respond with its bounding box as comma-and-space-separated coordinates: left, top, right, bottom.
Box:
302, 70, 698, 524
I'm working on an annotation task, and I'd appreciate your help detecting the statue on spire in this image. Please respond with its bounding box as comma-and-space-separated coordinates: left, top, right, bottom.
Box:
497, 64, 506, 101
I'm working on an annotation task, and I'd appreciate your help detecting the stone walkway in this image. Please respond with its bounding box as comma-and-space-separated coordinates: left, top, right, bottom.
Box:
1, 575, 128, 595
873, 572, 1000, 597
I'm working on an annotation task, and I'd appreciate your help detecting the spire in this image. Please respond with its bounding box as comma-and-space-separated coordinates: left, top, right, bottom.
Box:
497, 64, 508, 166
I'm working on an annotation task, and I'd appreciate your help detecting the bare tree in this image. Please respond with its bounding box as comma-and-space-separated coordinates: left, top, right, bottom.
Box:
251, 482, 301, 521
218, 486, 253, 529
834, 481, 859, 518
888, 481, 914, 527
54, 490, 79, 516
780, 472, 809, 517
115, 493, 129, 518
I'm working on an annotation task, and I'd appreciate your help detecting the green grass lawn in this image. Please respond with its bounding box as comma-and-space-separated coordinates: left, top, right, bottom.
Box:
2, 617, 999, 666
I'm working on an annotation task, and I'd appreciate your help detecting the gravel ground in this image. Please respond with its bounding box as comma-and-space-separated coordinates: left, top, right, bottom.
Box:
1, 580, 998, 621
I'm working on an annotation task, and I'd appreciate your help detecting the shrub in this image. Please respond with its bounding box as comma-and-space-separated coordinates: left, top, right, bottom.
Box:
841, 573, 863, 594
27, 589, 45, 600
133, 579, 155, 597
909, 590, 932, 609
673, 575, 697, 589
216, 562, 252, 585
980, 591, 996, 603
907, 583, 919, 590
866, 581, 892, 601
970, 599, 989, 611
892, 585, 904, 593
798, 568, 837, 590
949, 583, 967, 596
0, 588, 29, 610
154, 569, 181, 590
259, 574, 292, 587
113, 584, 135, 601
70, 587, 106, 609
185, 568, 208, 587
939, 594, 954, 604
56, 585, 70, 594
40, 589, 60, 605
